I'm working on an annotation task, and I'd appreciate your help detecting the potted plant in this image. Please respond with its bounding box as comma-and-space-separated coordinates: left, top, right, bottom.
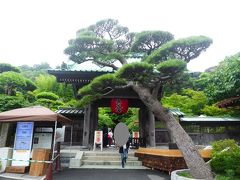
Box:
171, 169, 205, 180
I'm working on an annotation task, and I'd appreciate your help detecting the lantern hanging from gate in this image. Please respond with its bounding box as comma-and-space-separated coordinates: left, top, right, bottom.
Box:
111, 98, 129, 114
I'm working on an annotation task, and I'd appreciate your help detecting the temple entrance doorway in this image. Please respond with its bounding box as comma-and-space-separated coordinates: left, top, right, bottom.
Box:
97, 107, 140, 149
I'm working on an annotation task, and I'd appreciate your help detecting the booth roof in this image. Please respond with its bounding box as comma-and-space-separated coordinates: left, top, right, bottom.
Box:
0, 106, 73, 125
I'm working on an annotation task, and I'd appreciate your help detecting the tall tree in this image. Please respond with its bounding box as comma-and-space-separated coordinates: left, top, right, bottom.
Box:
162, 89, 207, 115
204, 53, 240, 103
0, 71, 26, 95
65, 19, 213, 179
0, 63, 20, 73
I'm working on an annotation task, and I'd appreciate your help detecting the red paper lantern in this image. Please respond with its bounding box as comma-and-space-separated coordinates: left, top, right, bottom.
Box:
111, 98, 128, 114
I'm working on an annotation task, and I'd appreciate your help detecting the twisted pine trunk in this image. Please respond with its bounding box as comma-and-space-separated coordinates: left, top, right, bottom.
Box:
132, 85, 213, 179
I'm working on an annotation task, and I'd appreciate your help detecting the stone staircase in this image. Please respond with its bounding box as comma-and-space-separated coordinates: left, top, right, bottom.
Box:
69, 151, 147, 169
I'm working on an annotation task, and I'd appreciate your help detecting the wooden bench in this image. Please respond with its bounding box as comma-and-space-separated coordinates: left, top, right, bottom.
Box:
135, 148, 212, 174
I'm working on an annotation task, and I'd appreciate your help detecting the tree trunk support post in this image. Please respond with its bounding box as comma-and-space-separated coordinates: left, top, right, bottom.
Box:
55, 142, 61, 172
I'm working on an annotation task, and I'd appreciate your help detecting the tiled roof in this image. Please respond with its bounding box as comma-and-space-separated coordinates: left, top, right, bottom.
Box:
56, 108, 84, 115
180, 117, 240, 123
169, 108, 185, 117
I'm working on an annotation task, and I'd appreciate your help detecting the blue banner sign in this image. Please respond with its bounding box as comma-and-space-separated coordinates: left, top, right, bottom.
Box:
14, 122, 34, 150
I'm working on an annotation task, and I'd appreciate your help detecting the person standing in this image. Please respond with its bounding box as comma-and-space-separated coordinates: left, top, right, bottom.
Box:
102, 124, 108, 147
119, 145, 126, 168
108, 129, 113, 146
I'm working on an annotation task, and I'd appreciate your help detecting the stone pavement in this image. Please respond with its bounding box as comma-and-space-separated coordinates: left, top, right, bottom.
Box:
0, 169, 170, 180
53, 169, 170, 180
0, 173, 45, 180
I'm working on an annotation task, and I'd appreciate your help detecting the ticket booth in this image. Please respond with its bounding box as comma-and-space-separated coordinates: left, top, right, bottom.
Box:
0, 106, 73, 176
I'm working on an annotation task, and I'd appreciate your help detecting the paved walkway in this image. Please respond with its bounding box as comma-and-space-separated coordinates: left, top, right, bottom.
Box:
0, 169, 170, 180
53, 169, 170, 180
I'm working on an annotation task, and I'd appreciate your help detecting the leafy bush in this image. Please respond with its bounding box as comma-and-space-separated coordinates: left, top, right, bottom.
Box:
36, 92, 59, 101
202, 105, 235, 117
211, 139, 238, 156
0, 95, 27, 112
210, 139, 240, 176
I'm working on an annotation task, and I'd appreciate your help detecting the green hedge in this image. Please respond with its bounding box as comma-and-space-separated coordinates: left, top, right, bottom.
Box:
210, 139, 240, 177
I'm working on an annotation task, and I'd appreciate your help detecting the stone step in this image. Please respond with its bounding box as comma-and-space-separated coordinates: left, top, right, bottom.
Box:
84, 152, 135, 156
82, 160, 142, 166
78, 165, 149, 169
83, 156, 138, 161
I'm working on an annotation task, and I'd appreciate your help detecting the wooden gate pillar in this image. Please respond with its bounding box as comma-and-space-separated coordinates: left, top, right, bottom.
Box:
148, 110, 156, 147
89, 103, 98, 148
139, 107, 156, 147
82, 105, 91, 147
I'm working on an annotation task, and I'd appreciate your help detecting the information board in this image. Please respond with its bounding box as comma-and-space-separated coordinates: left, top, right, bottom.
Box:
12, 122, 34, 166
14, 122, 34, 150
32, 133, 52, 149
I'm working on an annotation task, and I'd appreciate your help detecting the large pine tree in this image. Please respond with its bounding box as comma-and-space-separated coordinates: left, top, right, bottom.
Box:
65, 19, 213, 179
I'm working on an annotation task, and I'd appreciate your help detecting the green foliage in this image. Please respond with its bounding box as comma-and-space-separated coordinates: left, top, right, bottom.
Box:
19, 63, 51, 81
35, 74, 58, 93
194, 72, 210, 91
90, 74, 126, 92
0, 63, 20, 73
0, 95, 27, 112
98, 108, 139, 132
65, 19, 212, 107
157, 59, 186, 75
78, 94, 102, 107
35, 91, 65, 110
35, 99, 64, 111
116, 62, 154, 83
24, 78, 37, 92
145, 36, 212, 64
131, 31, 174, 55
78, 74, 126, 105
210, 139, 240, 176
98, 109, 114, 130
65, 99, 79, 107
36, 92, 59, 101
178, 171, 193, 178
211, 139, 238, 156
204, 54, 240, 103
65, 19, 133, 67
25, 91, 36, 103
163, 71, 200, 95
215, 174, 240, 180
0, 71, 26, 95
162, 89, 207, 115
55, 83, 74, 102
35, 98, 54, 106
202, 105, 236, 116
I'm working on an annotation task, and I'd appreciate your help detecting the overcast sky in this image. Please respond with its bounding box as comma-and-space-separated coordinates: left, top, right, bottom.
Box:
0, 0, 239, 72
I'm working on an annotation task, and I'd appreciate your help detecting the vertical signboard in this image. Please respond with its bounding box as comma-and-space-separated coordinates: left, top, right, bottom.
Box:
93, 130, 103, 151
12, 122, 34, 166
132, 131, 140, 138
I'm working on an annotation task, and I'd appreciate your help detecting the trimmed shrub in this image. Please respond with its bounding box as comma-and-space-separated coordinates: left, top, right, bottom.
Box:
35, 92, 59, 101
210, 139, 240, 176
